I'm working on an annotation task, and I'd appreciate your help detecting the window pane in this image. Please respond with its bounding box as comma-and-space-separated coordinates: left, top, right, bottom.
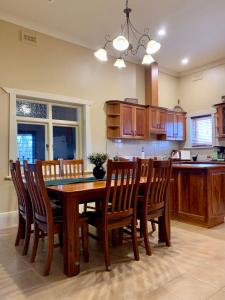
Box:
16, 100, 48, 119
53, 126, 76, 160
191, 115, 212, 146
52, 106, 78, 121
17, 123, 46, 163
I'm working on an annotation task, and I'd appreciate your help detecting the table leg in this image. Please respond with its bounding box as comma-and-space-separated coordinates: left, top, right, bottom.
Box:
63, 195, 80, 277
158, 192, 171, 244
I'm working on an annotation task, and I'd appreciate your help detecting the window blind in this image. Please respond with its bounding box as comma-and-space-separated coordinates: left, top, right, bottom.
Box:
191, 115, 212, 147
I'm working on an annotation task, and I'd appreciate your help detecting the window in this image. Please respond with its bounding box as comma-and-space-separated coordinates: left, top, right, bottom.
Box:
15, 99, 82, 163
190, 115, 212, 147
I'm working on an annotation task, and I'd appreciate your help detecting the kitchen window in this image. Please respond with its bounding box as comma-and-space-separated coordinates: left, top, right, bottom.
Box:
190, 114, 213, 147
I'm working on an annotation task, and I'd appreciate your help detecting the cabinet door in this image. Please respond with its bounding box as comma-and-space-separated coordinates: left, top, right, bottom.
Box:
166, 112, 175, 140
175, 113, 186, 141
149, 108, 159, 131
121, 105, 134, 138
158, 110, 166, 132
135, 107, 147, 139
217, 106, 225, 137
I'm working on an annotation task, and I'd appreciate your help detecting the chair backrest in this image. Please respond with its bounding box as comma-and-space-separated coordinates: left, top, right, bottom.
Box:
62, 159, 84, 177
103, 159, 141, 219
24, 160, 53, 225
41, 160, 60, 179
10, 160, 31, 216
140, 158, 172, 212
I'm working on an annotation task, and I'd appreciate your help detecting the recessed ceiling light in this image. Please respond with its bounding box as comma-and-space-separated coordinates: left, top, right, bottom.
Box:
181, 57, 189, 65
48, 0, 55, 3
158, 28, 166, 37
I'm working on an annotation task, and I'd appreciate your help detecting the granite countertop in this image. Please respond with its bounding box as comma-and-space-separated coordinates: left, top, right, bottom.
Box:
173, 163, 225, 169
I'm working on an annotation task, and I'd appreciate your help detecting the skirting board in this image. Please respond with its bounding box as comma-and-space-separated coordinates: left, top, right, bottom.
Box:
0, 211, 18, 229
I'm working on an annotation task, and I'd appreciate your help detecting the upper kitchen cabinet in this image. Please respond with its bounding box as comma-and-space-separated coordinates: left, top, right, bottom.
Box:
106, 101, 147, 139
166, 111, 186, 141
148, 106, 167, 134
214, 103, 225, 138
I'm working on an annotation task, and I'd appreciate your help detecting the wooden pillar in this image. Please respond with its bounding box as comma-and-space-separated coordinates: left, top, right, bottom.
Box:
145, 62, 158, 106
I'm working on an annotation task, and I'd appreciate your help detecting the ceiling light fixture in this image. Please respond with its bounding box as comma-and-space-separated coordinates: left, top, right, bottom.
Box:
181, 57, 189, 65
158, 28, 166, 37
94, 0, 161, 69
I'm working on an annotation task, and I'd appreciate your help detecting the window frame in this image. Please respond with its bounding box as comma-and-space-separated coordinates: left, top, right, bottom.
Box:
5, 88, 92, 172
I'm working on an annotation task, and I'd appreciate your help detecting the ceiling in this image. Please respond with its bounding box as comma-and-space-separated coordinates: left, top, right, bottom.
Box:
0, 0, 225, 74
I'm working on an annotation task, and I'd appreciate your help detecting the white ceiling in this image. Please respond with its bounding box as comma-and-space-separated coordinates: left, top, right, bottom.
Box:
0, 0, 225, 74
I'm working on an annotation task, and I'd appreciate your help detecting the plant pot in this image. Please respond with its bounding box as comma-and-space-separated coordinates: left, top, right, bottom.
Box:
93, 165, 106, 179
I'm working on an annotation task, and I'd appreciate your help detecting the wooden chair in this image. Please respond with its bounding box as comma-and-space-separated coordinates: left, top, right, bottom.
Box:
62, 159, 84, 177
87, 159, 141, 271
24, 160, 89, 276
41, 160, 61, 179
10, 160, 33, 256
137, 159, 172, 256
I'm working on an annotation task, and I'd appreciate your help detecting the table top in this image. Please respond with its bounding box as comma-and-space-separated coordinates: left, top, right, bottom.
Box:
173, 163, 225, 169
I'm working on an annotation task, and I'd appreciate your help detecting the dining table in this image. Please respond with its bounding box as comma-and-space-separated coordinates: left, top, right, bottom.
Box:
46, 176, 171, 277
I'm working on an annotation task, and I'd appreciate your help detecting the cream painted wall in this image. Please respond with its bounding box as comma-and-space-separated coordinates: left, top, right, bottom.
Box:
158, 72, 179, 109
0, 20, 178, 214
179, 64, 225, 112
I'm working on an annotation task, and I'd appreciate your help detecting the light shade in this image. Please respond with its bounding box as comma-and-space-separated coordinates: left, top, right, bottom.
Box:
113, 35, 129, 51
114, 58, 126, 69
94, 48, 108, 61
146, 40, 161, 54
142, 54, 155, 65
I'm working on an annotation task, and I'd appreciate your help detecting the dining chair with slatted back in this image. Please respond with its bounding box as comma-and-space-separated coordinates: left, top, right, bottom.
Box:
41, 160, 60, 179
88, 159, 142, 271
62, 159, 84, 177
24, 160, 89, 276
10, 160, 33, 255
137, 158, 172, 256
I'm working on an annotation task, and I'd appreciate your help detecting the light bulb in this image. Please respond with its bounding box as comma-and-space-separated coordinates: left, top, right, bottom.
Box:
113, 35, 129, 51
114, 58, 126, 69
146, 40, 161, 54
142, 54, 155, 65
94, 48, 108, 61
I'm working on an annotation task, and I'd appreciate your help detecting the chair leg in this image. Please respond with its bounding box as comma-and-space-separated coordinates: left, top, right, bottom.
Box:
142, 218, 152, 256
102, 226, 111, 271
83, 203, 87, 212
131, 217, 139, 261
15, 215, 24, 246
31, 223, 39, 263
58, 232, 63, 247
22, 220, 32, 256
159, 215, 171, 247
43, 231, 54, 276
151, 221, 156, 233
81, 223, 89, 262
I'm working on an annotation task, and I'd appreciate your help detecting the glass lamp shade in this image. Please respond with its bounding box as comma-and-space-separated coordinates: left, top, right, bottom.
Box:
142, 54, 155, 65
113, 35, 129, 51
94, 48, 108, 61
146, 40, 161, 54
114, 58, 126, 69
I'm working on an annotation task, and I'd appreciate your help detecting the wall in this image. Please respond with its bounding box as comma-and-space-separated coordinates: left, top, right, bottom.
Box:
0, 20, 178, 215
179, 62, 225, 158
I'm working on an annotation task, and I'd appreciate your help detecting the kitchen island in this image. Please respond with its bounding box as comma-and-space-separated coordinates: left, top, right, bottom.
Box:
171, 163, 225, 227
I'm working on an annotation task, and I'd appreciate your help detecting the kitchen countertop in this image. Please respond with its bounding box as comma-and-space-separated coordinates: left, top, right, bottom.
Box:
173, 163, 225, 169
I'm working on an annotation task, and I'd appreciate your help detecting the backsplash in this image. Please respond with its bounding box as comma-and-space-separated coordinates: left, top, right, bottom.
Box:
106, 139, 179, 159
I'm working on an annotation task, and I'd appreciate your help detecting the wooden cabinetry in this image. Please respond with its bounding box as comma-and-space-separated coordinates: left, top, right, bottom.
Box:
148, 107, 167, 134
106, 101, 147, 139
214, 103, 225, 138
166, 111, 186, 141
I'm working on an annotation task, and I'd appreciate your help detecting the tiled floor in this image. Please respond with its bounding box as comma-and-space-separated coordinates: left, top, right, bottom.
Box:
1, 221, 225, 300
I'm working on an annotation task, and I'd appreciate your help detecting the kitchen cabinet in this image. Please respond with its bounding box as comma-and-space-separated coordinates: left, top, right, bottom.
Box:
166, 111, 186, 141
106, 101, 147, 139
214, 103, 225, 138
148, 107, 167, 134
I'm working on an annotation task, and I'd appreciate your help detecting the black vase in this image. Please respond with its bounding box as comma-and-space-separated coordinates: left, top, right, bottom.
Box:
93, 165, 106, 179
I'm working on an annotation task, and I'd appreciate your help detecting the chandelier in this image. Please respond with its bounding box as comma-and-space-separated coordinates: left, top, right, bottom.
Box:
94, 0, 161, 69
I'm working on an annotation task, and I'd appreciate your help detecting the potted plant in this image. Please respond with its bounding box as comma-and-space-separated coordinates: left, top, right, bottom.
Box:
88, 152, 108, 179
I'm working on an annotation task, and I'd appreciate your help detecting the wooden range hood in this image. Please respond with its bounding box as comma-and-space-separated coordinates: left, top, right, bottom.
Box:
145, 62, 159, 106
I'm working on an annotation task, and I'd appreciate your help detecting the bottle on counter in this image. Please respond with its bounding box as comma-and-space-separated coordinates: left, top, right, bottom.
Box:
141, 147, 145, 159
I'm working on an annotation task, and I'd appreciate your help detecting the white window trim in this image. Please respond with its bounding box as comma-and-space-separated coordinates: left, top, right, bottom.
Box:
3, 87, 93, 171
184, 108, 216, 149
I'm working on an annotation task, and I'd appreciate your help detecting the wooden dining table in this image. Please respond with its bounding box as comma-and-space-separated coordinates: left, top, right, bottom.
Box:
46, 177, 170, 277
